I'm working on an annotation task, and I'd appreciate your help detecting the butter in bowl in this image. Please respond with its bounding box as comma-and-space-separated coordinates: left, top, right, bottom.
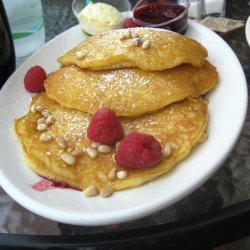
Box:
72, 0, 131, 35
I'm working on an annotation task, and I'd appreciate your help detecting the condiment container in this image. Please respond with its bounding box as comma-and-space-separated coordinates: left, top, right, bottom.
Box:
186, 0, 203, 19
127, 0, 191, 35
72, 0, 131, 35
202, 0, 226, 18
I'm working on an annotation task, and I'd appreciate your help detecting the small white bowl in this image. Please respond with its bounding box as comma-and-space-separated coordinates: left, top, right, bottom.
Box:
72, 0, 131, 35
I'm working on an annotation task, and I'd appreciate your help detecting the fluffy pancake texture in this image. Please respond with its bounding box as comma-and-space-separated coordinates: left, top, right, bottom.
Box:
45, 61, 217, 117
15, 93, 208, 191
58, 28, 208, 70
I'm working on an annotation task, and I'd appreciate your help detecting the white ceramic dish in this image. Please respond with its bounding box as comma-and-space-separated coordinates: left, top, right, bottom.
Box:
0, 20, 247, 226
245, 15, 250, 46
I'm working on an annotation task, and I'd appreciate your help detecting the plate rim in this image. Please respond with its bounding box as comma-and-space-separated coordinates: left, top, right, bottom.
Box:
245, 15, 250, 46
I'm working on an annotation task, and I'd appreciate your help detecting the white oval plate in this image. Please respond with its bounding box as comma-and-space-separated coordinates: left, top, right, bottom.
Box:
246, 15, 250, 46
0, 20, 247, 226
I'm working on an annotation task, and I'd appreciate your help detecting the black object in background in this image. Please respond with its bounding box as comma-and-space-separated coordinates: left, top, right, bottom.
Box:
0, 0, 15, 88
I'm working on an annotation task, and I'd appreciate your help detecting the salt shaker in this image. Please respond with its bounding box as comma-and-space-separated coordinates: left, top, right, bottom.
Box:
202, 0, 226, 18
188, 0, 203, 19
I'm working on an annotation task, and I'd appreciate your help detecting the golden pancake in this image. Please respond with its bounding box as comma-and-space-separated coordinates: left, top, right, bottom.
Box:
58, 28, 208, 70
15, 93, 208, 193
44, 61, 217, 117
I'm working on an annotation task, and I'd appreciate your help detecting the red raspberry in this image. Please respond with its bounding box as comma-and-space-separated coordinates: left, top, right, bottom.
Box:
87, 108, 124, 145
24, 65, 47, 93
123, 18, 141, 28
115, 132, 162, 169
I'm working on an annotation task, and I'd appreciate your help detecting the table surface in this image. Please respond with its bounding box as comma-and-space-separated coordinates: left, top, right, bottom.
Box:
1, 0, 250, 249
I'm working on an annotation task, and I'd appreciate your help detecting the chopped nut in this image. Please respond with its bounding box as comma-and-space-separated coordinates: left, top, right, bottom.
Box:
55, 136, 66, 148
37, 123, 47, 131
84, 186, 98, 197
37, 117, 46, 124
75, 51, 87, 59
108, 167, 117, 180
71, 148, 84, 157
40, 133, 52, 142
100, 187, 113, 198
117, 170, 127, 179
98, 145, 111, 154
163, 144, 172, 157
86, 148, 98, 158
90, 142, 100, 149
142, 40, 150, 50
60, 153, 76, 166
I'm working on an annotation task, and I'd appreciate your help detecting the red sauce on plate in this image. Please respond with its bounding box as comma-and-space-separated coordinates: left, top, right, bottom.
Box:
31, 179, 79, 192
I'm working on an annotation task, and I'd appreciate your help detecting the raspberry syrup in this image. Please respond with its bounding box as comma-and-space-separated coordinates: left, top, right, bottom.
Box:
125, 3, 188, 34
31, 178, 79, 192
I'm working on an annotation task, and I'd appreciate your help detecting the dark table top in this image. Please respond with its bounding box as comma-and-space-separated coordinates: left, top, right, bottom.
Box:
2, 0, 250, 249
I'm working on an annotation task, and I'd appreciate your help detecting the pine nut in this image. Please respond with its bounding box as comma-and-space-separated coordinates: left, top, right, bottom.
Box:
37, 123, 47, 131
71, 148, 84, 157
115, 141, 121, 149
90, 142, 100, 149
40, 133, 52, 142
75, 51, 87, 59
98, 145, 111, 154
84, 186, 98, 197
60, 153, 76, 166
117, 170, 127, 179
100, 187, 113, 198
120, 30, 132, 40
30, 105, 37, 113
35, 105, 43, 112
132, 38, 142, 46
41, 109, 50, 118
108, 168, 117, 180
124, 30, 132, 39
142, 40, 150, 50
55, 136, 66, 148
86, 148, 98, 158
45, 115, 54, 125
112, 154, 116, 163
163, 144, 172, 157
37, 117, 46, 124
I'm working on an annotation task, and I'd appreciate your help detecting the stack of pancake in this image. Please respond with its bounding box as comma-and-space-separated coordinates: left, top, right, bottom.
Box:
15, 28, 218, 196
